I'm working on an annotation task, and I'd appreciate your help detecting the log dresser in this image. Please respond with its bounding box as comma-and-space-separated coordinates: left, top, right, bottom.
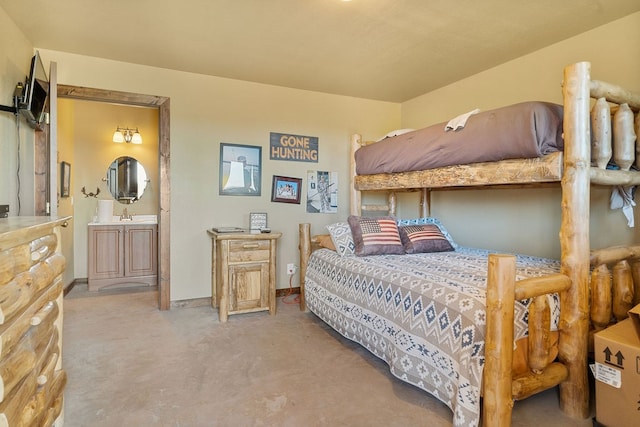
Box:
208, 229, 281, 322
0, 216, 70, 426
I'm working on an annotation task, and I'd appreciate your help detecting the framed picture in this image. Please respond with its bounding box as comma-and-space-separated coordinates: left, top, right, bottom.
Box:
249, 212, 268, 230
219, 143, 262, 196
271, 175, 302, 204
60, 161, 71, 198
306, 170, 338, 213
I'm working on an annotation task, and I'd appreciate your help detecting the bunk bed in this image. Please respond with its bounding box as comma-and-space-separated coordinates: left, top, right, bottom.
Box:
298, 62, 640, 426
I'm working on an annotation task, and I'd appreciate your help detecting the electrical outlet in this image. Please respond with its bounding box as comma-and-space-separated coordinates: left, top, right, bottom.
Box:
287, 263, 296, 275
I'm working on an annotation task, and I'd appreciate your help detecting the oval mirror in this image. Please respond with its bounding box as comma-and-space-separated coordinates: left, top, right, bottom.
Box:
105, 156, 148, 204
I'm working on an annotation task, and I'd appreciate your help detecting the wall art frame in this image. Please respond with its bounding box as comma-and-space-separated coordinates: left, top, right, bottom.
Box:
306, 170, 338, 213
219, 143, 262, 196
249, 212, 268, 230
271, 175, 302, 204
60, 161, 71, 198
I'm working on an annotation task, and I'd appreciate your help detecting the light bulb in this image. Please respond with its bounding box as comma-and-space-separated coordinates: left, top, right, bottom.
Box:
131, 131, 143, 144
113, 130, 125, 143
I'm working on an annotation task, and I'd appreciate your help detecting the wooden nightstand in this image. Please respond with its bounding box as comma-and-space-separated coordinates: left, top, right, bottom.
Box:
208, 230, 282, 322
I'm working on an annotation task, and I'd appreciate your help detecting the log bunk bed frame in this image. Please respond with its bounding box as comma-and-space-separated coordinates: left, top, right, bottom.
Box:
298, 61, 640, 426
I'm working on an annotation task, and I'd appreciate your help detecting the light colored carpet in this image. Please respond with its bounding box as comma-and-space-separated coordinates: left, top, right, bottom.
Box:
62, 286, 594, 426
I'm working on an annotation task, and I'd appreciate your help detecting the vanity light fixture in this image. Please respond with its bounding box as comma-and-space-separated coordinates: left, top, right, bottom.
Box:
113, 126, 143, 144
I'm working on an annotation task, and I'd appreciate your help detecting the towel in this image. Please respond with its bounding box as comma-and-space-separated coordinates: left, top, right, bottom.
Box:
610, 186, 636, 227
445, 108, 480, 132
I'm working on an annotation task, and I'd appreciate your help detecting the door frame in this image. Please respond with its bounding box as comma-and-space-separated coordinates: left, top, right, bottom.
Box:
56, 85, 171, 310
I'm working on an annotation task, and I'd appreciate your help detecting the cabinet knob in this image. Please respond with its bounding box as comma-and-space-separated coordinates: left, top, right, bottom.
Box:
242, 244, 260, 249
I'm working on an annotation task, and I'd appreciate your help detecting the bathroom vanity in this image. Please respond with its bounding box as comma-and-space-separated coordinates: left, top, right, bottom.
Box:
87, 215, 157, 291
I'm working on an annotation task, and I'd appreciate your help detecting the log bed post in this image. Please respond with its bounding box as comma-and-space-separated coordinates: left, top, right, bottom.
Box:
388, 191, 397, 216
299, 223, 311, 311
350, 134, 362, 216
558, 61, 591, 419
484, 254, 516, 427
420, 188, 431, 217
351, 134, 403, 216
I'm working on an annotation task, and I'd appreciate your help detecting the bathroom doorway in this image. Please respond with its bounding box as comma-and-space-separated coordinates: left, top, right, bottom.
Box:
57, 85, 171, 310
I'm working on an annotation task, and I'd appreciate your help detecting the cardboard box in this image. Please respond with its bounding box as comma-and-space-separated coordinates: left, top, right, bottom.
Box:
594, 305, 640, 427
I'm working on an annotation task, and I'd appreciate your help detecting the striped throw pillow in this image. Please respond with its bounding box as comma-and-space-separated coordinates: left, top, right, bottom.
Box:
347, 215, 405, 256
398, 224, 454, 254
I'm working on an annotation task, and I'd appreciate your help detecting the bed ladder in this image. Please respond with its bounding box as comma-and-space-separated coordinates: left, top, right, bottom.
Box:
350, 133, 431, 217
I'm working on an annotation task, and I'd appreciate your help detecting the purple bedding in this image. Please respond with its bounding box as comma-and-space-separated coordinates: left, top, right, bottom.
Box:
355, 101, 564, 175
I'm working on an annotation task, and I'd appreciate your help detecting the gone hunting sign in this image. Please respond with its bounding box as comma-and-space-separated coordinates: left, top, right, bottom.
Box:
270, 132, 318, 162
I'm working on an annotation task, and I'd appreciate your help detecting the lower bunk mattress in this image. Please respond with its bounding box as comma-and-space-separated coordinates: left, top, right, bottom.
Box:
304, 246, 561, 427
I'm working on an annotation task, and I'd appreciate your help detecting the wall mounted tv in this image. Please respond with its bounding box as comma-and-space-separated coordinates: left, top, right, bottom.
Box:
18, 50, 49, 129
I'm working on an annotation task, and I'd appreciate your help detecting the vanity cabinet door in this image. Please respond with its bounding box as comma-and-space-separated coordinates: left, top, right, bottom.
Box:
88, 226, 124, 283
124, 225, 157, 278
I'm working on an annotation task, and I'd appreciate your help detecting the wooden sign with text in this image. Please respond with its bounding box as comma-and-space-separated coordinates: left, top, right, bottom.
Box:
270, 132, 318, 162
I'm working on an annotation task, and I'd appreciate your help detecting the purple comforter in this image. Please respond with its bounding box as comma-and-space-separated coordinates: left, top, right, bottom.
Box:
355, 101, 564, 175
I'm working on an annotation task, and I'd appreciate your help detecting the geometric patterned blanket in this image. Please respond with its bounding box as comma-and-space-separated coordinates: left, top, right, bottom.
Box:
304, 247, 560, 427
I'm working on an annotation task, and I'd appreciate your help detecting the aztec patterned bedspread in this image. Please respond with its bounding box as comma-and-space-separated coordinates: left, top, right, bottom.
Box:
304, 246, 560, 427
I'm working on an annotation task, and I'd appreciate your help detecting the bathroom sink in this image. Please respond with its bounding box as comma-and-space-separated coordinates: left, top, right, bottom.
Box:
125, 215, 157, 224
89, 215, 157, 225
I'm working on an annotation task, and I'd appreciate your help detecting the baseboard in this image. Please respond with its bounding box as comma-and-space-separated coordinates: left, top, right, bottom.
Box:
66, 278, 300, 304
170, 297, 211, 309
169, 287, 300, 309
64, 277, 87, 296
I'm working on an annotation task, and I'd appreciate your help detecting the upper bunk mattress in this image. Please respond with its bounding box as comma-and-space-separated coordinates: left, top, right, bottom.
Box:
355, 101, 564, 175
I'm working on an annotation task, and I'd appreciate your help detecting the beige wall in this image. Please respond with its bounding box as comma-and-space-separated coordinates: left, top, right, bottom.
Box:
0, 7, 35, 215
39, 50, 400, 301
394, 12, 640, 258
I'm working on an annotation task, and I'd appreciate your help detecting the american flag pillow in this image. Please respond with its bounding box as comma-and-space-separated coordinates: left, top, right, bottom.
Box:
398, 224, 454, 254
347, 215, 405, 256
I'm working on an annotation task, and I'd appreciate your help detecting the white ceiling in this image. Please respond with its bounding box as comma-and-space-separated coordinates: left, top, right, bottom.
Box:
2, 0, 639, 102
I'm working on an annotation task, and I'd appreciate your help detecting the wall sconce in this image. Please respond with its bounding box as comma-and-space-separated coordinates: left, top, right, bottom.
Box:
113, 126, 142, 144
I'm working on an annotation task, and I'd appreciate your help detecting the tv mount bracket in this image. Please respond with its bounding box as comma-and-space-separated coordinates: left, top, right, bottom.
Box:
0, 82, 24, 115
0, 104, 17, 114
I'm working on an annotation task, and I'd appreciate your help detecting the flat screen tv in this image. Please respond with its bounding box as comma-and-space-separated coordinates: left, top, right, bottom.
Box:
19, 50, 49, 128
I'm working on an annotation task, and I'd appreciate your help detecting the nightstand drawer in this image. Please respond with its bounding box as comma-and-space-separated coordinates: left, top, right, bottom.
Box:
228, 240, 271, 263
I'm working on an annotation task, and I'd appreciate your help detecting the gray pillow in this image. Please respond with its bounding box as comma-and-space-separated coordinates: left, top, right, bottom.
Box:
326, 222, 355, 256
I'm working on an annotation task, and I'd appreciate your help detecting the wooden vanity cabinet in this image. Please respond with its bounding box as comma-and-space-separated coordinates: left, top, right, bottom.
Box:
88, 224, 157, 291
208, 230, 281, 322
